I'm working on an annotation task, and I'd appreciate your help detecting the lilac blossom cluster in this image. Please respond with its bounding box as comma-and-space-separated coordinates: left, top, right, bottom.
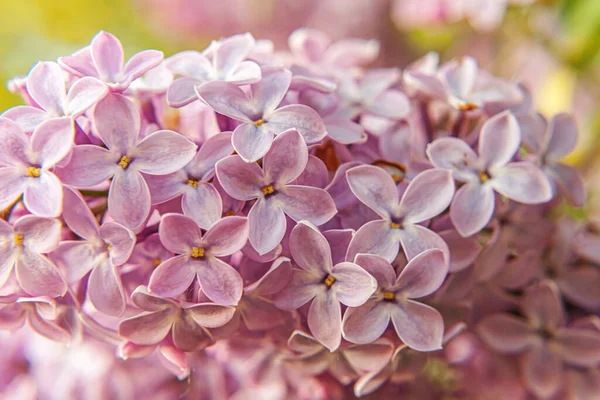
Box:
0, 29, 598, 399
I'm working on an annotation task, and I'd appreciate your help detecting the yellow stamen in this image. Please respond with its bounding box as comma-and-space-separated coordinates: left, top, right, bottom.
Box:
225, 210, 235, 216
191, 247, 205, 258
390, 222, 402, 229
13, 234, 23, 245
187, 179, 199, 188
153, 258, 162, 266
478, 171, 490, 183
459, 103, 478, 111
254, 119, 265, 127
118, 155, 131, 170
27, 167, 40, 178
106, 244, 111, 251
323, 275, 336, 287
383, 291, 395, 300
261, 185, 275, 196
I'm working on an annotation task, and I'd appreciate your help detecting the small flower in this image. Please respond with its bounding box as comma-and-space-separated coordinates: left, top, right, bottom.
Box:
57, 93, 197, 229
196, 67, 327, 162
216, 129, 337, 255
275, 221, 377, 351
148, 213, 248, 305
0, 215, 65, 297
342, 250, 448, 351
0, 296, 70, 342
0, 117, 74, 217
427, 111, 552, 237
58, 31, 164, 92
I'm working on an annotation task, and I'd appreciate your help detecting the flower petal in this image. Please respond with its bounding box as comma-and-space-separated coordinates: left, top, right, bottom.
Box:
65, 77, 108, 117
203, 216, 248, 256
478, 111, 521, 169
450, 181, 495, 237
266, 104, 327, 144
1, 106, 47, 132
15, 215, 61, 253
522, 281, 564, 331
308, 292, 342, 351
0, 117, 30, 166
325, 118, 366, 145
367, 90, 410, 120
491, 162, 552, 204
123, 50, 164, 81
197, 257, 243, 306
50, 241, 96, 283
16, 251, 66, 297
353, 254, 396, 288
346, 165, 397, 219
521, 345, 563, 399
346, 220, 399, 263
158, 213, 203, 254
277, 185, 337, 226
185, 303, 236, 328
93, 93, 139, 153
26, 61, 66, 114
108, 169, 151, 229
390, 300, 444, 351
118, 309, 174, 345
195, 81, 254, 122
398, 224, 449, 262
148, 255, 195, 298
248, 198, 286, 256
333, 262, 377, 307
399, 168, 455, 224
546, 163, 585, 208
88, 259, 127, 316
396, 249, 448, 299
171, 315, 211, 352
61, 186, 100, 241
100, 221, 135, 266
251, 67, 292, 116
186, 132, 234, 179
342, 300, 391, 344
0, 168, 26, 211
477, 313, 536, 353
263, 129, 308, 185
133, 130, 197, 175
91, 31, 124, 82
23, 171, 63, 217
232, 123, 274, 163
182, 183, 223, 230
274, 269, 320, 310
228, 61, 262, 85
426, 137, 480, 182
546, 113, 578, 160
166, 77, 203, 108
289, 221, 332, 273
56, 145, 119, 187
215, 155, 264, 200
556, 328, 600, 367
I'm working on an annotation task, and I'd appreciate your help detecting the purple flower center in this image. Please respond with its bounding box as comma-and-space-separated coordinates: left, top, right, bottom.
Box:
322, 274, 336, 287
478, 171, 491, 183
382, 291, 395, 301
261, 184, 276, 197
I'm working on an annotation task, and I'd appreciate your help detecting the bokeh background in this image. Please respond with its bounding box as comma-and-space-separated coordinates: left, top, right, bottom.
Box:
1, 0, 599, 208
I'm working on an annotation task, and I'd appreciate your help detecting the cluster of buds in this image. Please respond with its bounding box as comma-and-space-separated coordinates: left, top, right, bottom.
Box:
0, 28, 598, 399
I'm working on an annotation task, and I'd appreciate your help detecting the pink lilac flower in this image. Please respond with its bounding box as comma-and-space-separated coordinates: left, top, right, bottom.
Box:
342, 250, 447, 351
518, 112, 585, 207
427, 111, 552, 237
57, 93, 197, 229
274, 221, 377, 351
58, 31, 164, 92
216, 129, 336, 255
50, 187, 135, 316
148, 213, 248, 305
0, 216, 65, 298
196, 67, 327, 162
0, 296, 69, 343
1, 61, 107, 132
345, 165, 455, 263
118, 286, 235, 352
477, 281, 600, 399
166, 33, 262, 107
0, 117, 73, 217
145, 131, 234, 229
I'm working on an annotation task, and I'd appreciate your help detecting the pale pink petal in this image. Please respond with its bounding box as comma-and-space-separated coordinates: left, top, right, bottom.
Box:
91, 31, 124, 82
342, 300, 391, 344
390, 300, 444, 351
197, 257, 243, 305
130, 286, 172, 311
521, 346, 563, 399
158, 213, 203, 254
546, 113, 577, 160
263, 129, 308, 185
289, 28, 330, 62
100, 221, 135, 266
477, 314, 536, 353
0, 237, 16, 287
346, 220, 398, 263
61, 187, 100, 241
399, 168, 455, 224
133, 130, 197, 174
573, 232, 600, 264
93, 93, 139, 153
546, 163, 585, 207
171, 315, 211, 352
16, 251, 66, 297
182, 183, 223, 229
333, 262, 377, 307
145, 170, 187, 204
367, 90, 410, 120
1, 106, 47, 132
398, 224, 449, 262
123, 50, 164, 81
15, 215, 61, 253
295, 155, 329, 189
23, 171, 63, 217
277, 185, 336, 225
65, 77, 108, 117
26, 309, 70, 342
325, 38, 379, 68
213, 33, 254, 76
346, 165, 397, 219
148, 255, 195, 297
232, 123, 274, 163
289, 221, 332, 273
266, 104, 327, 144
185, 303, 236, 328
426, 137, 480, 182
0, 117, 29, 166
166, 50, 212, 79
56, 145, 119, 187
556, 328, 600, 367
251, 67, 292, 116
308, 292, 342, 351
195, 81, 254, 122
450, 181, 495, 237
248, 198, 286, 255
88, 258, 126, 316
108, 169, 151, 229
439, 56, 477, 99
0, 168, 27, 211
215, 155, 264, 200
167, 77, 203, 108
438, 229, 480, 272
522, 282, 564, 330
118, 309, 173, 345
478, 111, 521, 169
51, 241, 96, 283
556, 267, 600, 310
353, 254, 396, 288
274, 270, 320, 310
58, 47, 97, 78
323, 229, 353, 264
491, 162, 552, 204
26, 62, 66, 114
245, 257, 292, 296
228, 61, 261, 85
240, 296, 288, 330
186, 132, 234, 179
203, 216, 248, 256
325, 118, 366, 145
396, 249, 447, 298
517, 113, 547, 154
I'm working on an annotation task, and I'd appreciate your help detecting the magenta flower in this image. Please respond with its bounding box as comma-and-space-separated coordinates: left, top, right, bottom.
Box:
342, 250, 447, 351
196, 67, 327, 162
166, 33, 261, 107
148, 213, 248, 305
2, 61, 107, 132
216, 129, 336, 255
118, 286, 235, 352
57, 94, 197, 229
51, 187, 135, 316
345, 166, 455, 263
427, 111, 552, 237
518, 112, 585, 207
478, 281, 600, 399
145, 132, 233, 229
0, 296, 70, 342
275, 221, 377, 351
0, 117, 73, 217
58, 31, 164, 92
0, 215, 65, 297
